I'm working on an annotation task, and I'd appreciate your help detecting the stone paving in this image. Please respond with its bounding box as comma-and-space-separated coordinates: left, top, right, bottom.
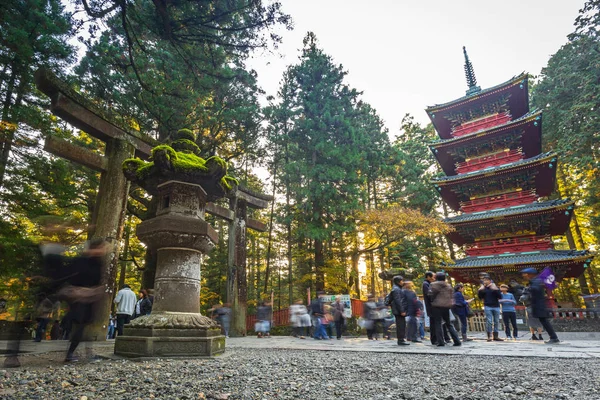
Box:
2, 331, 600, 365
226, 333, 600, 359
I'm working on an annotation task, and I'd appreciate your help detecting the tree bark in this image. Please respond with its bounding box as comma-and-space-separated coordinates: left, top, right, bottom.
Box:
263, 168, 277, 293
230, 198, 248, 336
314, 238, 325, 292
572, 213, 598, 293
566, 228, 590, 296
350, 250, 360, 298
0, 65, 25, 190
86, 138, 134, 340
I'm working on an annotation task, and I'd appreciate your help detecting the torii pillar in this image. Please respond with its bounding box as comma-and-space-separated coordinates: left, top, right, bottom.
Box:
35, 69, 155, 340
227, 187, 271, 336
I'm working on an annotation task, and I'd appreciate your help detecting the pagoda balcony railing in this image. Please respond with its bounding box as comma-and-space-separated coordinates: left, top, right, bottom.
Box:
451, 112, 512, 138
460, 189, 537, 213
465, 234, 553, 256
455, 148, 524, 174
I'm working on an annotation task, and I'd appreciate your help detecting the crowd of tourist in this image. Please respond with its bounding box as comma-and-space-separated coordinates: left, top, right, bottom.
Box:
15, 253, 558, 368
278, 267, 560, 346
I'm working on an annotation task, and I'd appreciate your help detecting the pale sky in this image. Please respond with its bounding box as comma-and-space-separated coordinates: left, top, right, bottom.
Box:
247, 0, 586, 134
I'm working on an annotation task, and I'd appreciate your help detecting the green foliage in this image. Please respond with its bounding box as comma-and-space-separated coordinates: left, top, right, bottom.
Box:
531, 4, 600, 292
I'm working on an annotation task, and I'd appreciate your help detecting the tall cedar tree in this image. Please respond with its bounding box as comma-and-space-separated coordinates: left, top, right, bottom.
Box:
0, 0, 74, 188
270, 33, 374, 291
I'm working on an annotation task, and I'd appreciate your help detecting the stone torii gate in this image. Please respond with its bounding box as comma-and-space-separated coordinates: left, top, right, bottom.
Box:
35, 68, 270, 339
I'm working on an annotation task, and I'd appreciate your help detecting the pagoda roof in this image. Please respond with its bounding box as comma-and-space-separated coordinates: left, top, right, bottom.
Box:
434, 152, 558, 211
430, 110, 543, 176
432, 151, 555, 185
444, 250, 593, 283
445, 198, 571, 224
445, 198, 574, 245
425, 73, 529, 139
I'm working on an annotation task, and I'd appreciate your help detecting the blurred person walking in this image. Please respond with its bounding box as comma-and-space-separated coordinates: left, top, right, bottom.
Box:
309, 293, 328, 340
62, 239, 107, 362
34, 294, 54, 342
521, 268, 559, 344
416, 297, 425, 340
332, 296, 346, 340
403, 282, 421, 343
290, 300, 310, 338
256, 301, 272, 338
217, 303, 232, 338
520, 287, 544, 340
363, 296, 378, 340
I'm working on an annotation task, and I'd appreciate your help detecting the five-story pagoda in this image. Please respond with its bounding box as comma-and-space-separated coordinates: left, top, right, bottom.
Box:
427, 47, 593, 286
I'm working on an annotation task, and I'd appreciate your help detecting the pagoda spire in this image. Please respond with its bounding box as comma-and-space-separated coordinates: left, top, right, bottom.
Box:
463, 46, 481, 95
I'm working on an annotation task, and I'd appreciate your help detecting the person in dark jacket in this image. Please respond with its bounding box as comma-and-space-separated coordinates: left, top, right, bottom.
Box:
508, 279, 524, 301
478, 276, 503, 342
452, 283, 473, 342
133, 289, 152, 319
422, 271, 437, 345
429, 272, 461, 347
403, 281, 421, 343
390, 275, 409, 345
521, 268, 559, 344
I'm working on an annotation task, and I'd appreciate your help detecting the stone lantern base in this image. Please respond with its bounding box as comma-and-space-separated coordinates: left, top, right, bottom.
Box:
114, 312, 225, 358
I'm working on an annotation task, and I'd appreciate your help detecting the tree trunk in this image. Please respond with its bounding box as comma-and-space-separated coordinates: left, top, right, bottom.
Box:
118, 220, 130, 290
231, 199, 248, 336
86, 138, 134, 340
566, 228, 590, 296
263, 167, 277, 293
350, 250, 360, 298
572, 213, 598, 293
226, 197, 237, 326
369, 251, 376, 296
0, 66, 24, 189
314, 238, 325, 292
255, 237, 261, 304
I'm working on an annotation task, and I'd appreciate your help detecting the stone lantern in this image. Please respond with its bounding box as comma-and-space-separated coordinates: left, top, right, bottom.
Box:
114, 129, 236, 357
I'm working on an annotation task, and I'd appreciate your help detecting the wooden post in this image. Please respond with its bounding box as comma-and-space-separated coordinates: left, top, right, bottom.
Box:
86, 138, 134, 340
231, 199, 248, 336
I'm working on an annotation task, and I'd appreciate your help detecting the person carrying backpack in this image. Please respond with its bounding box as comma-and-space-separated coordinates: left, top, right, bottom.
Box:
389, 275, 409, 345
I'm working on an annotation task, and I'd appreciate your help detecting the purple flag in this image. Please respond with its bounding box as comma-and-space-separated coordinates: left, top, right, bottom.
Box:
538, 267, 558, 290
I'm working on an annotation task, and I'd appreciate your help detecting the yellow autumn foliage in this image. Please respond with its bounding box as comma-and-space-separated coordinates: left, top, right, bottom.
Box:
358, 206, 453, 252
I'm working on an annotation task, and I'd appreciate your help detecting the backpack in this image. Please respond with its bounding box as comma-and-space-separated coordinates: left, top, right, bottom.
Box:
384, 291, 393, 307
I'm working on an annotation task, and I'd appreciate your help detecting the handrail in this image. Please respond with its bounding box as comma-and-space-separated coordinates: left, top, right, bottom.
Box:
452, 112, 512, 137
456, 148, 524, 174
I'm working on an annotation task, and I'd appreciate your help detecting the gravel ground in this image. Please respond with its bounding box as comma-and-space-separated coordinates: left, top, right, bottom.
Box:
1, 348, 599, 400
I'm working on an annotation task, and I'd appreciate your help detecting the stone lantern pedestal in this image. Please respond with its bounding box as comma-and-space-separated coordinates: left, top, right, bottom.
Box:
114, 180, 225, 357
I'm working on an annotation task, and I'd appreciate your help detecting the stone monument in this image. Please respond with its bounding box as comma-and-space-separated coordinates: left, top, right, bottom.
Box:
114, 129, 237, 357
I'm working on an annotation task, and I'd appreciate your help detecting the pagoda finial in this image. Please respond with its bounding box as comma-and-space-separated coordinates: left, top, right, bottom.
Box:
463, 46, 481, 95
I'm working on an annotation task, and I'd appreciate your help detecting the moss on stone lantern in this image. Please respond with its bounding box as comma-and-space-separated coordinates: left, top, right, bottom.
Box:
122, 128, 238, 201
